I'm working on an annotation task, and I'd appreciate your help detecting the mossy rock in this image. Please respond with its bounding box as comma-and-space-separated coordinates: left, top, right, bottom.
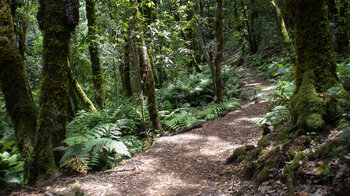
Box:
225, 145, 255, 165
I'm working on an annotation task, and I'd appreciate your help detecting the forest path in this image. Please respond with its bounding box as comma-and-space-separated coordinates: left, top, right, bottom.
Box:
8, 67, 274, 196
43, 67, 274, 196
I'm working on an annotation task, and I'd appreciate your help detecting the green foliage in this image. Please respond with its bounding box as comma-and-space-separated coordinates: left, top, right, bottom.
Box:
0, 95, 14, 140
269, 80, 295, 106
0, 140, 24, 183
160, 98, 240, 133
254, 59, 294, 81
55, 105, 145, 172
337, 57, 350, 91
158, 65, 243, 108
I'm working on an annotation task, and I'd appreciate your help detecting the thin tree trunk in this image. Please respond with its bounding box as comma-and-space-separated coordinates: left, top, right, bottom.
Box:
130, 38, 147, 129
131, 0, 164, 134
269, 0, 292, 52
66, 59, 97, 112
121, 37, 133, 96
0, 0, 38, 183
335, 0, 350, 60
241, 0, 258, 54
191, 7, 216, 95
86, 0, 105, 108
139, 46, 164, 134
214, 0, 224, 102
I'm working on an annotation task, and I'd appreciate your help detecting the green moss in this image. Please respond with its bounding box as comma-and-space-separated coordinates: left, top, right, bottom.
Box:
286, 0, 350, 132
86, 0, 105, 108
291, 71, 325, 131
287, 146, 298, 157
310, 140, 342, 159
257, 136, 270, 149
256, 165, 270, 183
0, 0, 39, 184
285, 151, 306, 196
226, 145, 255, 164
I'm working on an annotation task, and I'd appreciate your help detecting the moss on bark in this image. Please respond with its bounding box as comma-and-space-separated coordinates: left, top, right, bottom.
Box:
285, 152, 306, 196
214, 0, 223, 102
27, 0, 78, 185
121, 38, 133, 96
269, 0, 292, 52
0, 0, 38, 183
86, 0, 105, 108
66, 60, 97, 112
285, 0, 349, 131
139, 46, 164, 134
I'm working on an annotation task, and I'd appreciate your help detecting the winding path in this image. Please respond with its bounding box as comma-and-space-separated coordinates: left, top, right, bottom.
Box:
7, 67, 275, 196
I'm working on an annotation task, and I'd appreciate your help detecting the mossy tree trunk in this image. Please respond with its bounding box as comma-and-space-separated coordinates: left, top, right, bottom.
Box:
335, 0, 350, 60
246, 0, 258, 54
285, 0, 348, 132
0, 0, 38, 183
185, 7, 201, 74
120, 37, 133, 96
139, 46, 164, 134
214, 0, 223, 102
131, 0, 164, 134
27, 0, 79, 184
66, 60, 97, 112
269, 0, 292, 52
86, 0, 105, 108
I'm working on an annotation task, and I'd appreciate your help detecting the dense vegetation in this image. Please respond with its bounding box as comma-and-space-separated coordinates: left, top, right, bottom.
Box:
1, 0, 350, 194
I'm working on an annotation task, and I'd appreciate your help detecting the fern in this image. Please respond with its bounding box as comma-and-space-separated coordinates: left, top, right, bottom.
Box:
56, 104, 144, 172
0, 140, 24, 183
161, 98, 240, 133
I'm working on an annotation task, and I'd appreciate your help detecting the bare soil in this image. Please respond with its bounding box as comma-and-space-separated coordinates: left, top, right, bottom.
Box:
2, 67, 276, 196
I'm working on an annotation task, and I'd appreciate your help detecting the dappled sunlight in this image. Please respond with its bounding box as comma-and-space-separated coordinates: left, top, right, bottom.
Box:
145, 172, 198, 195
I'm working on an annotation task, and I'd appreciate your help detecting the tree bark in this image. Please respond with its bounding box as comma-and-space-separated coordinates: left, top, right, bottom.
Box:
139, 46, 164, 134
214, 0, 224, 102
121, 37, 133, 96
66, 59, 97, 112
86, 0, 105, 108
335, 0, 350, 60
269, 0, 292, 52
244, 0, 258, 54
0, 0, 38, 183
130, 0, 162, 133
285, 0, 349, 132
28, 0, 79, 184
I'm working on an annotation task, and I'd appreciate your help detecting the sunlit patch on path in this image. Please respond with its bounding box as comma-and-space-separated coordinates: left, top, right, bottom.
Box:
26, 67, 275, 195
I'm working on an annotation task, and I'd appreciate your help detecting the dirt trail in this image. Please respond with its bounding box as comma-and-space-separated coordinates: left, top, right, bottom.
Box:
5, 67, 275, 196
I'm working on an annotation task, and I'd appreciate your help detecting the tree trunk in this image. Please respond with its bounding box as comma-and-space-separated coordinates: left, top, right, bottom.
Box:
0, 0, 38, 183
191, 6, 216, 97
121, 37, 133, 96
335, 0, 350, 60
66, 60, 97, 112
269, 0, 292, 52
86, 0, 105, 108
28, 0, 79, 184
241, 0, 258, 54
285, 0, 349, 132
139, 46, 164, 134
185, 7, 201, 74
214, 0, 224, 102
130, 0, 164, 134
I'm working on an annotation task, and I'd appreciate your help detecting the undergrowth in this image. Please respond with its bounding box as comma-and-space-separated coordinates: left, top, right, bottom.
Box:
55, 104, 145, 173
160, 98, 240, 133
0, 140, 24, 183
